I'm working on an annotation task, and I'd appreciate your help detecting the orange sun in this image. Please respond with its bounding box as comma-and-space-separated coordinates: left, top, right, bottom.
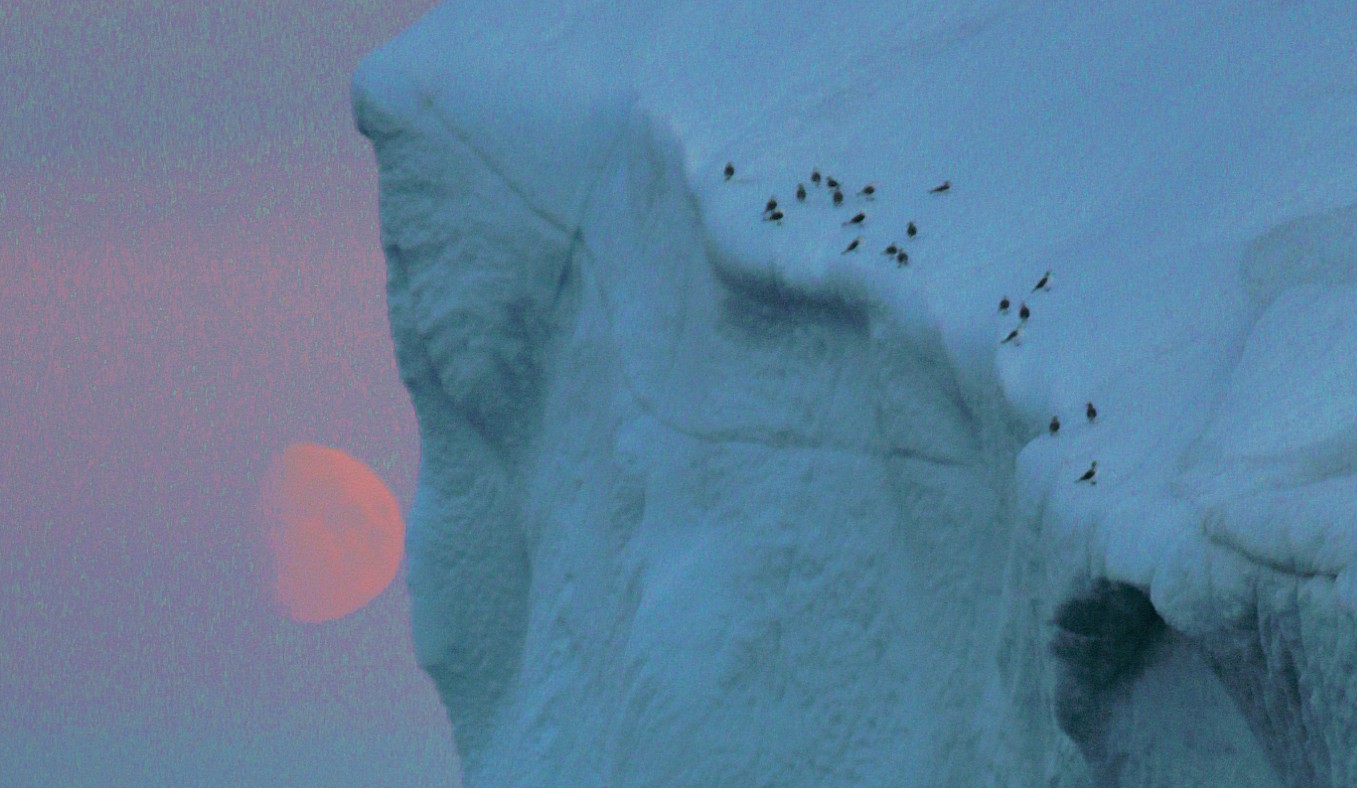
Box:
258, 443, 404, 623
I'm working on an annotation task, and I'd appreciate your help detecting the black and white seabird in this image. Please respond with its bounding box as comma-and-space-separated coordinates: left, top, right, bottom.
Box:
811, 169, 822, 186
765, 210, 784, 223
724, 162, 735, 181
796, 184, 807, 202
1000, 327, 1021, 345
843, 211, 866, 227
882, 243, 899, 256
1075, 461, 1098, 484
859, 184, 875, 199
1032, 270, 1052, 292
832, 190, 844, 206
1019, 303, 1030, 321
1086, 401, 1098, 422
765, 197, 778, 214
826, 176, 840, 190
929, 180, 951, 193
906, 221, 917, 238
1049, 416, 1060, 435
896, 251, 909, 266
999, 296, 1010, 314
842, 237, 862, 254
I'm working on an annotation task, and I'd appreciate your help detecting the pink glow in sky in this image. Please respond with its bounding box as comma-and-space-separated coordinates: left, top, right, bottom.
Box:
0, 2, 461, 784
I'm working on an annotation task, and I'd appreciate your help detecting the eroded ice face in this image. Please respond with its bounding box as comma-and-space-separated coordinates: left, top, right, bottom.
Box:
355, 6, 1357, 783
358, 67, 1046, 781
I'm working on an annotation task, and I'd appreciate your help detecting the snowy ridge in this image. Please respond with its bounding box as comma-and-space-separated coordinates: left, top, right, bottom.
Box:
355, 1, 1357, 784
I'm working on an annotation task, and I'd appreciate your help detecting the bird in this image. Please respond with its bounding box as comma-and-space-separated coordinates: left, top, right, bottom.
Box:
796, 183, 807, 202
1075, 461, 1098, 485
764, 196, 778, 214
1032, 270, 1052, 292
765, 210, 784, 223
1086, 401, 1098, 422
811, 169, 822, 186
1000, 327, 1021, 345
724, 162, 735, 181
1019, 303, 1030, 321
882, 243, 899, 256
842, 237, 862, 254
1049, 416, 1061, 436
929, 180, 951, 193
859, 184, 876, 199
896, 251, 910, 267
832, 190, 844, 206
826, 176, 840, 190
906, 221, 917, 238
843, 211, 866, 227
999, 296, 1011, 314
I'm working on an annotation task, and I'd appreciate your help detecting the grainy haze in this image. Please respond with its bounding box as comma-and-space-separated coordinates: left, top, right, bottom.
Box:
0, 2, 459, 783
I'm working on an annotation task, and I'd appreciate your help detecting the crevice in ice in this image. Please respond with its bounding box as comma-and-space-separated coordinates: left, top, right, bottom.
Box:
1051, 580, 1167, 774
407, 78, 573, 237
1201, 526, 1339, 582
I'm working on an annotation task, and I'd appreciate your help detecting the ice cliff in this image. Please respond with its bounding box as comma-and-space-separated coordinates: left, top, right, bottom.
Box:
353, 1, 1357, 784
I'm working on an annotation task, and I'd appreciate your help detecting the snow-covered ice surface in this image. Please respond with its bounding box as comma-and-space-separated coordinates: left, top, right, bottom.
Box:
352, 1, 1357, 784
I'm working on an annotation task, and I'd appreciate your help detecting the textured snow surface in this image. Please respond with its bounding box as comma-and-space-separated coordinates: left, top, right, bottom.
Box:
354, 1, 1357, 784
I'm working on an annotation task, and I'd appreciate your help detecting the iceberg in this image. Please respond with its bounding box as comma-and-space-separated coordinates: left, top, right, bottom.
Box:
353, 2, 1357, 783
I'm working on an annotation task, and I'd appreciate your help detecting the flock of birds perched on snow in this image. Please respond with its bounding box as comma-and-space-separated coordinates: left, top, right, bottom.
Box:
723, 160, 935, 265
723, 161, 1101, 486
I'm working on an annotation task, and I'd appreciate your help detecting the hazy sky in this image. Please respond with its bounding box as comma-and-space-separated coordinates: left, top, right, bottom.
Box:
0, 2, 461, 783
